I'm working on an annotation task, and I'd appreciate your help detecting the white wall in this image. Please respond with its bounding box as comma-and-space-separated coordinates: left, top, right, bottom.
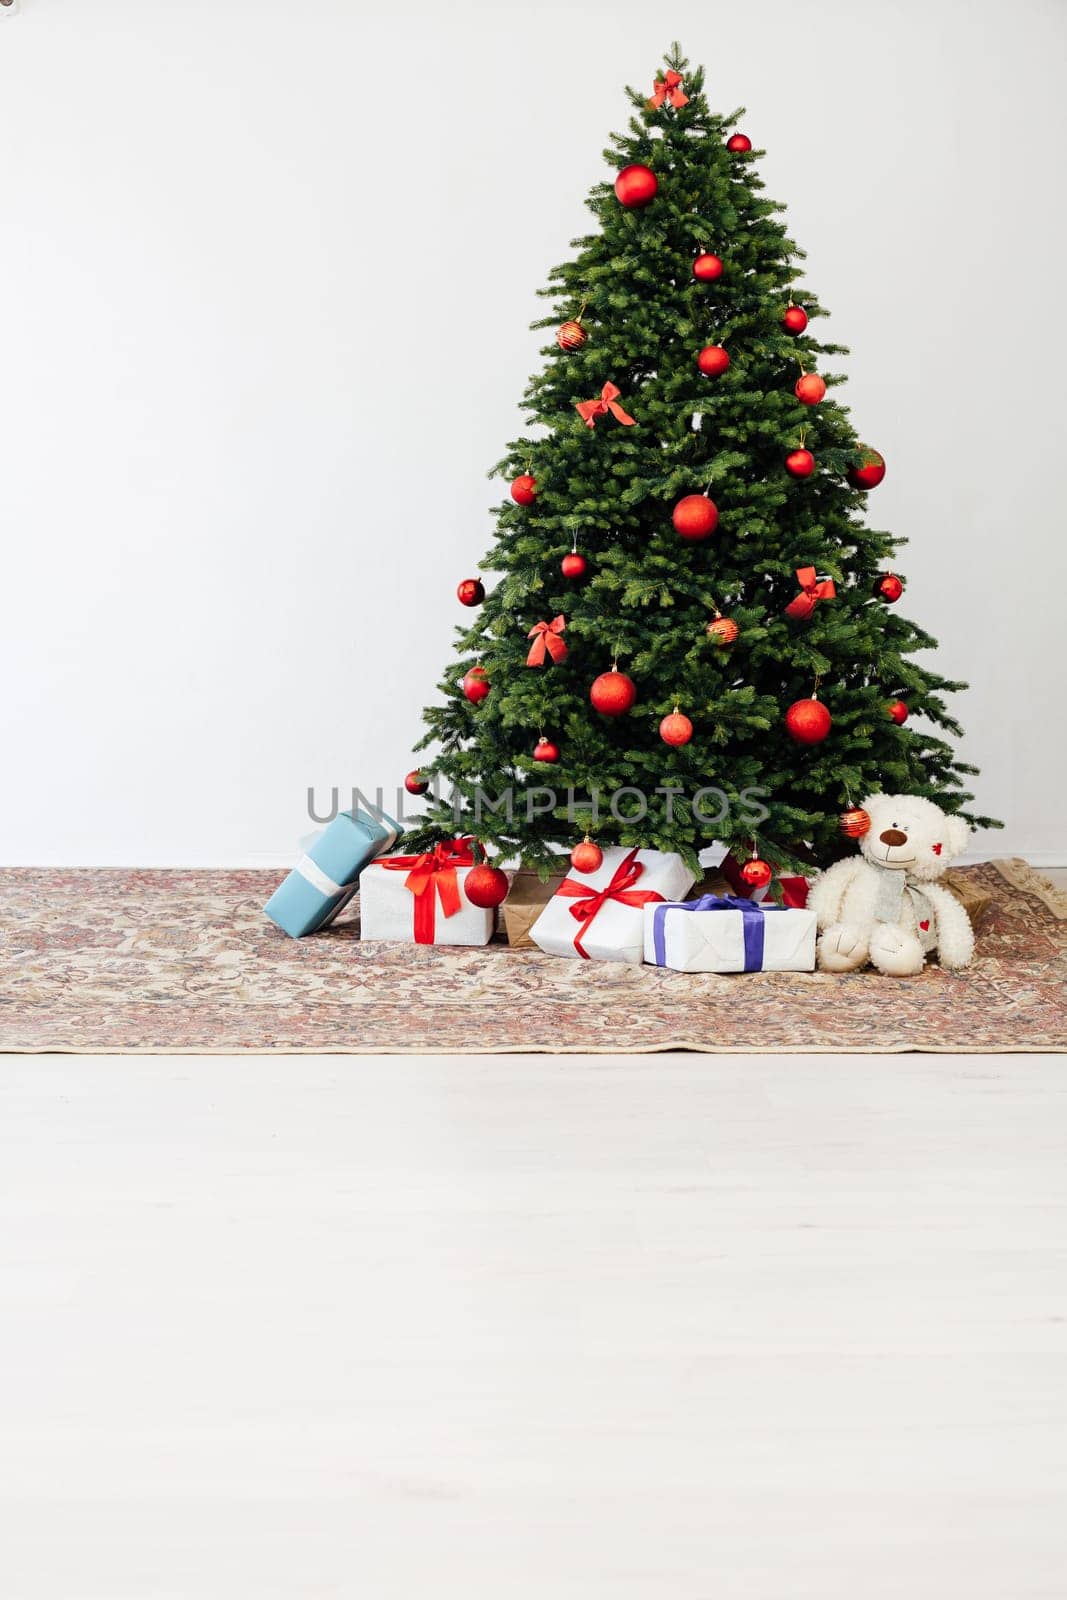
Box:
1, 0, 1064, 866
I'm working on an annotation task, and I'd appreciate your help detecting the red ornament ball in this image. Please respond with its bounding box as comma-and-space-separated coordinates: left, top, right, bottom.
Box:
590, 670, 637, 716
839, 807, 872, 839
659, 709, 694, 747
848, 448, 886, 490
740, 856, 773, 890
404, 769, 430, 796
456, 578, 484, 607
464, 863, 509, 909
510, 474, 538, 505
785, 448, 816, 479
697, 344, 730, 376
782, 304, 808, 333
726, 133, 753, 153
874, 573, 904, 603
532, 737, 560, 763
795, 373, 826, 405
785, 697, 832, 744
462, 666, 490, 704
706, 614, 739, 646
570, 840, 604, 875
614, 163, 658, 208
672, 493, 719, 541
556, 320, 587, 352
693, 252, 724, 282
887, 699, 909, 725
561, 551, 588, 579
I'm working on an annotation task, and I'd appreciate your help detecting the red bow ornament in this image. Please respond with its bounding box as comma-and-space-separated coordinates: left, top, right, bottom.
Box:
526, 615, 568, 666
556, 847, 666, 959
576, 381, 636, 430
784, 566, 837, 620
377, 838, 475, 944
648, 70, 689, 109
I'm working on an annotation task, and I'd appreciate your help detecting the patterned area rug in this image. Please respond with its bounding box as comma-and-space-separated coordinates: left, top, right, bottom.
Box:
0, 862, 1064, 1054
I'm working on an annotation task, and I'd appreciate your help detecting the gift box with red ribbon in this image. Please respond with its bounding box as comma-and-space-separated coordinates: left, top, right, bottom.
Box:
529, 846, 696, 964
359, 838, 497, 946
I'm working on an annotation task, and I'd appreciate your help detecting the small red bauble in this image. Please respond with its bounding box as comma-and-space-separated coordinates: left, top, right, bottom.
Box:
785, 448, 816, 478
561, 551, 588, 579
510, 474, 538, 505
464, 863, 509, 909
794, 373, 826, 405
590, 670, 637, 716
659, 709, 693, 747
672, 493, 718, 541
532, 737, 560, 763
462, 666, 490, 703
785, 697, 832, 744
693, 252, 724, 282
557, 320, 587, 352
782, 304, 808, 333
570, 839, 604, 874
706, 614, 739, 645
848, 448, 886, 490
726, 133, 752, 153
456, 578, 484, 607
874, 573, 904, 603
839, 807, 872, 838
404, 769, 430, 796
887, 699, 909, 725
740, 856, 773, 890
697, 344, 730, 376
614, 163, 658, 208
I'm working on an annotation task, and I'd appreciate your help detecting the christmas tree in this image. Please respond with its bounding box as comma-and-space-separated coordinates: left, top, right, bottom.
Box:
405, 45, 997, 879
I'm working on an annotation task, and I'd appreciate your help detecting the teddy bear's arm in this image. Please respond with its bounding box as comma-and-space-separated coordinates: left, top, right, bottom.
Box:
921, 882, 976, 970
807, 858, 862, 928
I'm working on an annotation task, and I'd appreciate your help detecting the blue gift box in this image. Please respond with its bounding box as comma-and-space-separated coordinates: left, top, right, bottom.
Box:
264, 809, 400, 938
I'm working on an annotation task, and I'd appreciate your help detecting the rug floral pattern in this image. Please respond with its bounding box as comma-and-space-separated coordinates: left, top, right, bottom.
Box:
0, 863, 1064, 1053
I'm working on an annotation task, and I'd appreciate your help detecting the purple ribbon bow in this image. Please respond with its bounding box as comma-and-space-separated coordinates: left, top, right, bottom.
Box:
651, 893, 786, 971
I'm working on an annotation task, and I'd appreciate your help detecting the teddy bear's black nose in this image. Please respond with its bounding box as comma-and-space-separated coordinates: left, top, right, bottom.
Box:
880, 828, 908, 847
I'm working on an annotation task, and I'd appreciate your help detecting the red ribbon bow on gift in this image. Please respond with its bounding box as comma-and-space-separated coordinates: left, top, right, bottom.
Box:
556, 847, 666, 959
526, 615, 568, 666
783, 566, 837, 620
575, 382, 636, 430
648, 70, 689, 109
377, 837, 475, 944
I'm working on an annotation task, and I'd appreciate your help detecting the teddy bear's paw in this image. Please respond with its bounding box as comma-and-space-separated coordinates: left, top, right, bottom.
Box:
817, 923, 870, 972
869, 922, 925, 977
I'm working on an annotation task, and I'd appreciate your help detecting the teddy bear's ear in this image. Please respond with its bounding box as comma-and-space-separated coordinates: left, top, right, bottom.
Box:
944, 814, 970, 857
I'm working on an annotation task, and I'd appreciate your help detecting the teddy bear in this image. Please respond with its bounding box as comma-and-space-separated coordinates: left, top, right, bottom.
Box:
807, 793, 975, 976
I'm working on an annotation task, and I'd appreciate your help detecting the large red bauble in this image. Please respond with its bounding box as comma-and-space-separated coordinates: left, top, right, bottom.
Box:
839, 807, 872, 838
510, 474, 538, 505
740, 856, 773, 890
404, 769, 430, 796
462, 666, 490, 703
874, 573, 904, 603
456, 578, 484, 607
785, 697, 832, 744
659, 710, 693, 747
590, 670, 636, 716
557, 320, 587, 352
464, 863, 509, 909
672, 493, 719, 541
849, 448, 886, 490
693, 252, 724, 281
795, 373, 826, 405
561, 551, 588, 579
706, 614, 739, 645
782, 304, 808, 333
614, 163, 658, 208
785, 448, 816, 478
697, 344, 730, 376
570, 840, 603, 875
532, 737, 560, 763
726, 133, 752, 153
887, 699, 909, 725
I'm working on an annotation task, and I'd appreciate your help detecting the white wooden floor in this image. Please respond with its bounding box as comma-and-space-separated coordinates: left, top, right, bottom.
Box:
1, 1052, 1065, 1599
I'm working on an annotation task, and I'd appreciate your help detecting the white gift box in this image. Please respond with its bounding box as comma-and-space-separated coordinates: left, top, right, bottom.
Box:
530, 846, 696, 964
360, 847, 495, 946
644, 896, 817, 973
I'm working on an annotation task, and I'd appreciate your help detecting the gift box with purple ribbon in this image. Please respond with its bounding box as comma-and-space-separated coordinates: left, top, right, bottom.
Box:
643, 893, 817, 973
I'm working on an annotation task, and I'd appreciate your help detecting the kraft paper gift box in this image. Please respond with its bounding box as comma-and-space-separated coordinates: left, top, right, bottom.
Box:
359, 839, 496, 947
644, 893, 817, 973
264, 808, 399, 938
502, 868, 565, 949
530, 846, 696, 964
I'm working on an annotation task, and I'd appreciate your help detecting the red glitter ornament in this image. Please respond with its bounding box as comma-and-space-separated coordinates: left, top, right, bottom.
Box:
614, 163, 658, 208
697, 344, 730, 376
510, 474, 537, 505
532, 737, 560, 763
570, 839, 603, 875
590, 670, 637, 716
659, 709, 693, 746
672, 493, 719, 541
464, 863, 509, 909
785, 697, 832, 744
693, 252, 724, 282
795, 373, 826, 405
785, 448, 816, 478
561, 551, 588, 579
